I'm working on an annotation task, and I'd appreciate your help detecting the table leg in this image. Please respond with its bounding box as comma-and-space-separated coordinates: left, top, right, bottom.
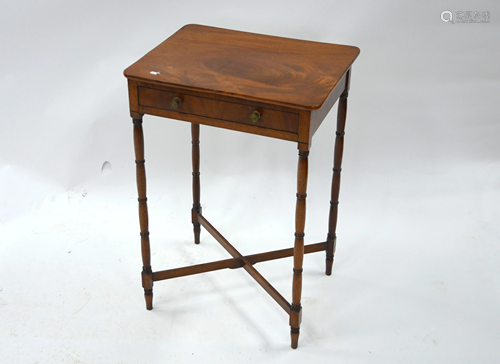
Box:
191, 123, 202, 244
133, 117, 153, 310
290, 148, 309, 349
325, 89, 348, 276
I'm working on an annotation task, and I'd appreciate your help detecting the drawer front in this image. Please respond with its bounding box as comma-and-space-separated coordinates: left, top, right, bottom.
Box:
138, 87, 298, 134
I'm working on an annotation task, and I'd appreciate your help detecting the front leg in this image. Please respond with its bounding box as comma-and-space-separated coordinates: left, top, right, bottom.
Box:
290, 147, 309, 349
133, 117, 153, 310
325, 88, 348, 276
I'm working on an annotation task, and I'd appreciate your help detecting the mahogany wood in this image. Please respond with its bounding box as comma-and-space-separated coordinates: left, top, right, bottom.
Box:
125, 25, 359, 144
125, 24, 359, 110
152, 239, 327, 281
310, 72, 347, 140
133, 117, 153, 310
245, 241, 327, 265
291, 149, 309, 348
198, 214, 291, 313
326, 72, 350, 276
191, 123, 201, 244
153, 256, 241, 281
125, 24, 359, 349
138, 87, 299, 134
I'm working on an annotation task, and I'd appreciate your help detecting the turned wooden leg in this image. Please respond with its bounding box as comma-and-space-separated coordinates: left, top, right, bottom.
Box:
191, 123, 202, 244
133, 117, 153, 310
326, 89, 348, 276
290, 148, 309, 349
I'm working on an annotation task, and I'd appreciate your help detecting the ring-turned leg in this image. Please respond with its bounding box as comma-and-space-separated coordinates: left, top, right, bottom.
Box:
191, 123, 202, 244
133, 117, 153, 310
326, 89, 348, 276
290, 148, 309, 349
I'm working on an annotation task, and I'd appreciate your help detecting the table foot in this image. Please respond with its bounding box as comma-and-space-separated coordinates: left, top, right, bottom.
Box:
290, 327, 300, 349
325, 258, 334, 276
290, 303, 302, 348
144, 289, 153, 310
193, 220, 201, 245
325, 234, 336, 276
192, 206, 201, 244
142, 265, 154, 310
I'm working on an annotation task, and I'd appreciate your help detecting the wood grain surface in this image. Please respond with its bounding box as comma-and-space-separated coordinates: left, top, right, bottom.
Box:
137, 86, 299, 133
124, 24, 359, 110
125, 25, 360, 349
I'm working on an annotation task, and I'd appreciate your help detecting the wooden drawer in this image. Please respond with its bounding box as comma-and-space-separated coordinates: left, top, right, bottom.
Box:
138, 87, 299, 134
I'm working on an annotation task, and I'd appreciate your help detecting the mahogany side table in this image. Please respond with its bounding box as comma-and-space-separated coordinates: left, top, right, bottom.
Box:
124, 24, 359, 349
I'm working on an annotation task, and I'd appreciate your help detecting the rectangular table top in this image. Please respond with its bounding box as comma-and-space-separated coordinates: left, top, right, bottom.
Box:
124, 24, 359, 111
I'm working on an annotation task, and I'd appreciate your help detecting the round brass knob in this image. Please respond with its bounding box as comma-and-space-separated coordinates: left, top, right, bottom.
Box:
249, 110, 261, 123
170, 97, 182, 109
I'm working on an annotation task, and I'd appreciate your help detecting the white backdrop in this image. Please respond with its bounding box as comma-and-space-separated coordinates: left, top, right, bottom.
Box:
1, 0, 499, 363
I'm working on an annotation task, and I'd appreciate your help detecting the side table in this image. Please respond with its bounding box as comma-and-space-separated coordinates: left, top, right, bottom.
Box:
124, 24, 359, 349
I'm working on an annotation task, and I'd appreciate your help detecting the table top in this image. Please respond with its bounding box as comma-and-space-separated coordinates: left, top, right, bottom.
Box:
124, 24, 359, 110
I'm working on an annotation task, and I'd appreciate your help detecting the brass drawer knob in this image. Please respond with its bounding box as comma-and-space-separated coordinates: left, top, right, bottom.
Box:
249, 110, 261, 123
170, 97, 182, 109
